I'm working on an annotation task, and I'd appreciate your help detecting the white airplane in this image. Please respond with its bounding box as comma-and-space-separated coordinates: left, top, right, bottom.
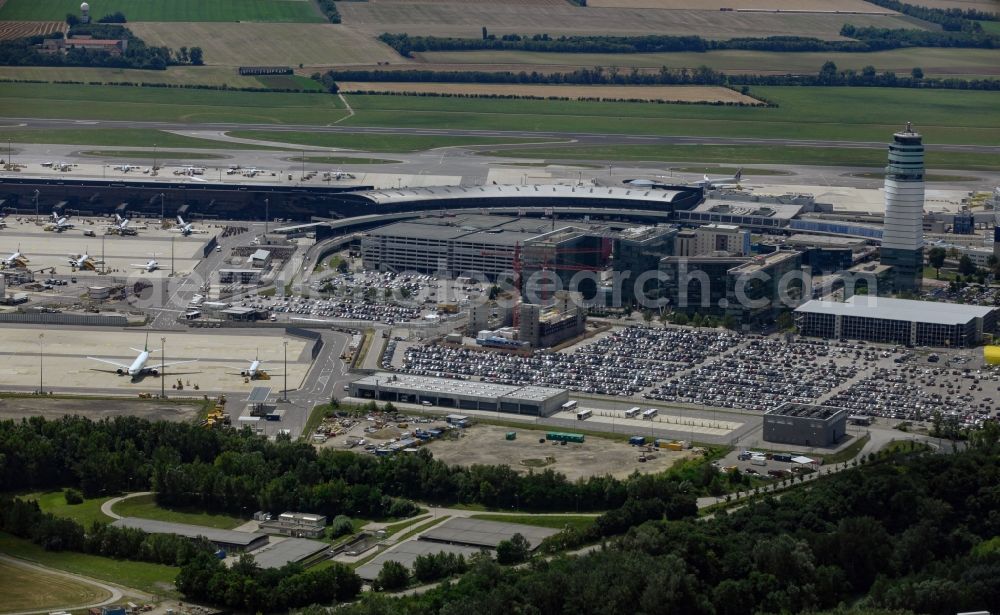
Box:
50, 212, 74, 232
88, 334, 196, 379
131, 255, 159, 273
111, 213, 136, 235
689, 168, 743, 189
114, 164, 138, 173
2, 247, 28, 269
228, 351, 279, 380
175, 215, 194, 236
67, 251, 95, 270
329, 169, 355, 181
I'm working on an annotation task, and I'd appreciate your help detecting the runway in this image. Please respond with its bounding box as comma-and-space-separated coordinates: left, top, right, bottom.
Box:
5, 116, 1000, 155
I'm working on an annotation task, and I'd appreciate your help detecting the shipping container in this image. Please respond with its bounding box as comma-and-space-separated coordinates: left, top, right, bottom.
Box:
629, 436, 646, 446
546, 432, 585, 444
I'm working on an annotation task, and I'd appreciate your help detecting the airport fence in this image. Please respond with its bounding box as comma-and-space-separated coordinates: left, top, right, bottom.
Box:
0, 312, 128, 326
286, 326, 324, 360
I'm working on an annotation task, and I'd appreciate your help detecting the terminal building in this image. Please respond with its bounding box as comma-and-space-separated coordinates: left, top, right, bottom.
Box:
349, 372, 569, 417
795, 296, 996, 347
763, 402, 848, 447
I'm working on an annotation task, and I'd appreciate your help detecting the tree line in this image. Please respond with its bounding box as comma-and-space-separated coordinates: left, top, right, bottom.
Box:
378, 25, 1000, 56
323, 63, 1000, 91
0, 23, 202, 70
860, 0, 998, 30
317, 0, 342, 24
328, 434, 1000, 615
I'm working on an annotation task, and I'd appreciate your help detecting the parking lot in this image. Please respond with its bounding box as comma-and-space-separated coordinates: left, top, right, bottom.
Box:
388, 324, 1000, 426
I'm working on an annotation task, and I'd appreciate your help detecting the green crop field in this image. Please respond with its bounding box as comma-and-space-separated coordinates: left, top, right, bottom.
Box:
0, 533, 179, 596
0, 560, 110, 614
111, 494, 245, 530
0, 0, 323, 23
416, 47, 1000, 78
0, 82, 348, 124
228, 130, 549, 152
22, 490, 115, 528
481, 143, 1000, 172
979, 20, 1000, 35
0, 128, 288, 149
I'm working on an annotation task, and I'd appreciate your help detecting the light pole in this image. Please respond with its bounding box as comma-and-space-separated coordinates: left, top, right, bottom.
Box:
170, 235, 175, 276
264, 198, 269, 235
38, 333, 44, 394
152, 142, 157, 172
161, 337, 166, 398
283, 340, 288, 402
33, 189, 39, 224
159, 193, 166, 224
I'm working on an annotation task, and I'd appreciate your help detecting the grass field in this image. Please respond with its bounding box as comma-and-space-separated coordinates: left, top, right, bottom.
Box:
338, 2, 918, 39
0, 65, 269, 88
23, 490, 115, 528
111, 494, 244, 530
672, 166, 789, 175
338, 87, 1000, 146
979, 20, 1000, 34
0, 0, 324, 23
130, 22, 400, 68
0, 559, 110, 614
228, 130, 549, 152
337, 82, 762, 104
481, 143, 1000, 171
0, 128, 288, 149
0, 20, 65, 41
468, 513, 596, 532
0, 532, 179, 596
416, 47, 1000, 78
0, 82, 348, 124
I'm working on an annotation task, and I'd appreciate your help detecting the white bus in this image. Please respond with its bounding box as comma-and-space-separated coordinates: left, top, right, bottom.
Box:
576, 408, 593, 421
561, 400, 578, 411
642, 408, 658, 420
625, 407, 641, 419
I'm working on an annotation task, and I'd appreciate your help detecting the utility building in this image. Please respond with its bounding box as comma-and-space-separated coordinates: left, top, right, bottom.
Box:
879, 123, 925, 293
763, 402, 848, 447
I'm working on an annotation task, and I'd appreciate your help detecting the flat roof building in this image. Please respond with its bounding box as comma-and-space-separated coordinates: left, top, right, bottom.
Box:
349, 372, 568, 417
111, 517, 268, 552
419, 517, 559, 551
355, 540, 483, 582
763, 402, 848, 447
795, 296, 996, 347
259, 512, 328, 539
252, 538, 329, 569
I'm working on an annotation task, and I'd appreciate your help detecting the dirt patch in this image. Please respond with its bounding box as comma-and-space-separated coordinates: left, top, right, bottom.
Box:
423, 423, 692, 481
0, 397, 202, 422
337, 82, 763, 104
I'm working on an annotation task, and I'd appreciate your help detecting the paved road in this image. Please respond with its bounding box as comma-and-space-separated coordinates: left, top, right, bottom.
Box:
5, 117, 1000, 154
101, 491, 153, 521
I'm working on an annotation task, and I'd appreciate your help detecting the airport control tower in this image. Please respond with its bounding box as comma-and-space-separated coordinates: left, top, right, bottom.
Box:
879, 122, 925, 293
993, 187, 1000, 261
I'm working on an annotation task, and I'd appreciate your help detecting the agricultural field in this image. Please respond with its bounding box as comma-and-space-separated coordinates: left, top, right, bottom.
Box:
586, 0, 893, 9
0, 20, 64, 40
336, 82, 763, 103
337, 2, 920, 39
0, 82, 348, 124
0, 559, 110, 614
129, 22, 401, 69
414, 47, 1000, 78
0, 0, 324, 23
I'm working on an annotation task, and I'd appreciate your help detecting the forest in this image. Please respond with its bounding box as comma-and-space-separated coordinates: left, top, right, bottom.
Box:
329, 436, 1000, 615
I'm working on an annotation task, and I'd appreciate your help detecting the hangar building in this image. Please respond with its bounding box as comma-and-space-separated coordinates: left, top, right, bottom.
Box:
349, 372, 568, 417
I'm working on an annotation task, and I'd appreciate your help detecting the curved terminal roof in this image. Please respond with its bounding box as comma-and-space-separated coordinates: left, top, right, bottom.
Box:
347, 184, 686, 206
